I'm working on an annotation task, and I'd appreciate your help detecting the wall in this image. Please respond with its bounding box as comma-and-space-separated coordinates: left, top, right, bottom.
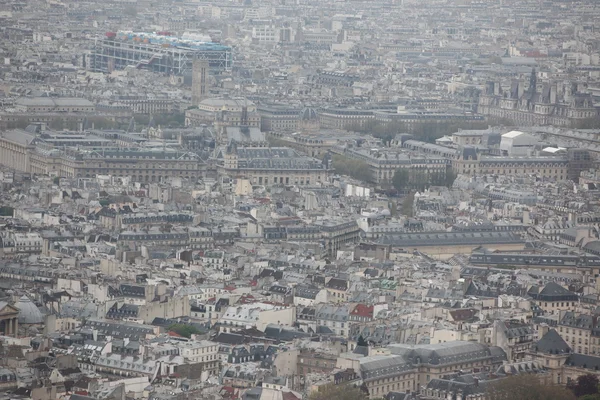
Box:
256, 307, 296, 331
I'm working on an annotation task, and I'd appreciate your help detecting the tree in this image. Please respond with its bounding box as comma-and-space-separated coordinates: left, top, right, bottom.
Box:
400, 192, 415, 217
575, 118, 600, 130
445, 167, 457, 187
568, 374, 600, 397
392, 168, 410, 192
332, 155, 373, 182
309, 384, 367, 400
579, 395, 600, 400
89, 117, 116, 130
49, 118, 65, 131
487, 375, 576, 400
166, 324, 201, 338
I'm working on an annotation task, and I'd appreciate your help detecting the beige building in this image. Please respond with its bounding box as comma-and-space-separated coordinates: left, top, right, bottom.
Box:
319, 107, 374, 130
479, 77, 598, 127
452, 148, 569, 180
380, 231, 526, 260
331, 146, 448, 185
339, 341, 506, 397
0, 129, 206, 181
217, 144, 330, 186
14, 97, 95, 113
530, 328, 600, 385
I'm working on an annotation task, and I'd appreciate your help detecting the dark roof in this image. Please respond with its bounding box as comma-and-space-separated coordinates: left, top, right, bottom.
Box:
532, 329, 571, 354
377, 231, 524, 247
263, 324, 311, 341
528, 282, 578, 301
295, 285, 320, 300
565, 353, 600, 370
326, 278, 348, 291
449, 309, 478, 322
353, 345, 369, 356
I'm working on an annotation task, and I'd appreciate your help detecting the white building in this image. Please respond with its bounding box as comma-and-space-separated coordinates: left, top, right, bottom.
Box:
499, 130, 539, 156
252, 25, 278, 43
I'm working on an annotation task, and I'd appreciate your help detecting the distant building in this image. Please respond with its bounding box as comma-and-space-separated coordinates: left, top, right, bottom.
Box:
478, 71, 599, 127
185, 98, 260, 143
217, 143, 331, 186
349, 341, 506, 396
89, 31, 232, 75
258, 104, 302, 132
192, 60, 209, 105
0, 129, 205, 181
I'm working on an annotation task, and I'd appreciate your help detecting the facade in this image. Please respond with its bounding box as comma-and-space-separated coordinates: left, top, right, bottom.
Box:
0, 130, 205, 181
491, 320, 534, 362
377, 231, 526, 260
316, 220, 361, 255
0, 303, 19, 337
332, 146, 448, 185
14, 97, 95, 113
297, 349, 337, 375
319, 108, 374, 130
527, 282, 579, 314
530, 329, 600, 385
374, 109, 484, 130
89, 31, 232, 75
556, 312, 600, 355
478, 74, 599, 127
113, 96, 175, 115
355, 341, 506, 397
185, 98, 261, 142
453, 148, 570, 180
258, 104, 302, 132
217, 144, 331, 187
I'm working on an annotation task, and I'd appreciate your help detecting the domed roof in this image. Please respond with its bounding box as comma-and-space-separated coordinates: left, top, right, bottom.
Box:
17, 295, 44, 324
300, 107, 318, 121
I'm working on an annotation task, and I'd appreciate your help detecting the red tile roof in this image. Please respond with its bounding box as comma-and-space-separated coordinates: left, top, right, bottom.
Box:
351, 304, 374, 318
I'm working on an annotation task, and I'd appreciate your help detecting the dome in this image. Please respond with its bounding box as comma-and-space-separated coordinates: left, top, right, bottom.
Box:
300, 107, 318, 121
17, 296, 44, 325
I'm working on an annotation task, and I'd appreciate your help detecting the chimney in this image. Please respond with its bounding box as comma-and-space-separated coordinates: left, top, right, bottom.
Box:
550, 83, 557, 103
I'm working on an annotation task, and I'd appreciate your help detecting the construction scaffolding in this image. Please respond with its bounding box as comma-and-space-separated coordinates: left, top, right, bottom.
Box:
89, 32, 232, 75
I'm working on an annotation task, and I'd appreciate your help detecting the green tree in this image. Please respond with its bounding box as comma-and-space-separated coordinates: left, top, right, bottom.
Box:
167, 324, 201, 338
580, 395, 600, 400
392, 168, 410, 191
49, 118, 65, 131
568, 374, 600, 398
575, 118, 600, 130
309, 384, 367, 400
89, 117, 116, 130
487, 375, 576, 400
400, 192, 415, 217
332, 155, 373, 182
11, 117, 30, 129
445, 167, 457, 187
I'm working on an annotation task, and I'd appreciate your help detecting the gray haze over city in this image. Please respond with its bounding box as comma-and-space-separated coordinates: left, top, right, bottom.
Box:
0, 0, 599, 399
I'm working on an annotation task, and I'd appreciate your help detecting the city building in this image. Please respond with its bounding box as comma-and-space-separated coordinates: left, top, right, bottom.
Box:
89, 31, 232, 75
